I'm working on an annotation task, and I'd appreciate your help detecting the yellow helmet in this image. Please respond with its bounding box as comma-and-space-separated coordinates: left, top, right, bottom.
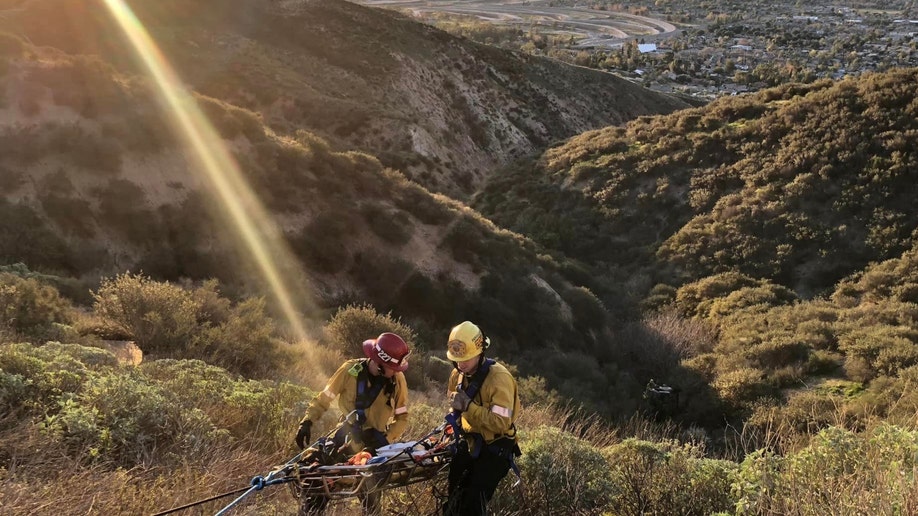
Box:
447, 321, 490, 362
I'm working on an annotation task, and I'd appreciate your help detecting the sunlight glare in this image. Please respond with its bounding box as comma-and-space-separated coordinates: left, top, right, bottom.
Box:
102, 0, 313, 341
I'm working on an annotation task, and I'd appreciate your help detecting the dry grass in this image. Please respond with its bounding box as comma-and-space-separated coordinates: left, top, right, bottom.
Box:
644, 309, 718, 359
0, 428, 301, 515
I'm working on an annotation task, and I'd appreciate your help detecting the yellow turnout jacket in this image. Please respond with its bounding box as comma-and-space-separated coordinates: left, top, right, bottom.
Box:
447, 360, 520, 445
303, 358, 409, 443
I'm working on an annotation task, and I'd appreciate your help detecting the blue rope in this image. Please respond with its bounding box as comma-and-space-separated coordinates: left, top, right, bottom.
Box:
212, 451, 304, 516
213, 475, 291, 516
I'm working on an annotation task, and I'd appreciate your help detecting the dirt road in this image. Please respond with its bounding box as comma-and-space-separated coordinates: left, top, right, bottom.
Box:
355, 0, 677, 48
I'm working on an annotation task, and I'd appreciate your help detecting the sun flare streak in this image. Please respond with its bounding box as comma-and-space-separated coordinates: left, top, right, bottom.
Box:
102, 0, 309, 340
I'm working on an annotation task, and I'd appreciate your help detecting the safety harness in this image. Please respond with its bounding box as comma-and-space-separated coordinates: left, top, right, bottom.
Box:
334, 360, 391, 451
444, 358, 522, 482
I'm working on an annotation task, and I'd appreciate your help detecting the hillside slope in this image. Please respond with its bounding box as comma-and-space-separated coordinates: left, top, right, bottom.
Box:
0, 0, 691, 199
476, 69, 918, 301
0, 37, 636, 411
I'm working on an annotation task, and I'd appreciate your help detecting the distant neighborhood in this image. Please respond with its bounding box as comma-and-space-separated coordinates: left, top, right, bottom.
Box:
385, 0, 918, 99
604, 2, 918, 98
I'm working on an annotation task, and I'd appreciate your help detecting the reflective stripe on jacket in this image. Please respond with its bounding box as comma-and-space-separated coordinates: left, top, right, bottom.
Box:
447, 361, 519, 444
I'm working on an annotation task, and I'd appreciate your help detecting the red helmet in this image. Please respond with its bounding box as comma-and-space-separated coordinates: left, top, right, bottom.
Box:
363, 332, 410, 372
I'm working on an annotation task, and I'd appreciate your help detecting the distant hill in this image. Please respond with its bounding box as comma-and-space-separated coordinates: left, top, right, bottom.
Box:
475, 69, 918, 302
0, 0, 690, 199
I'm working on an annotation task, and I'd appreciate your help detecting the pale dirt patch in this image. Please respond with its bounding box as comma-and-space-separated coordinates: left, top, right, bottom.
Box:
0, 58, 205, 208
400, 219, 480, 290
389, 55, 537, 196
98, 340, 143, 366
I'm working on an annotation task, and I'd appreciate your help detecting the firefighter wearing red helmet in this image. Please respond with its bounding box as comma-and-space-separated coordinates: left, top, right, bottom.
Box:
295, 332, 411, 514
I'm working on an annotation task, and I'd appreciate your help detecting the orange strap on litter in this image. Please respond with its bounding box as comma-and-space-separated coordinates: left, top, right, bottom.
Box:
347, 451, 373, 465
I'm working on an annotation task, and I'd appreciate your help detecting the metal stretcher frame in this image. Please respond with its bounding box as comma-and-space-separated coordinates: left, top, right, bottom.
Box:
290, 442, 454, 501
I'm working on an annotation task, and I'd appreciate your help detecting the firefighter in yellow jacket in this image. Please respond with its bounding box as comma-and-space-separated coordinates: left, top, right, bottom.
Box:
444, 321, 521, 516
295, 332, 411, 515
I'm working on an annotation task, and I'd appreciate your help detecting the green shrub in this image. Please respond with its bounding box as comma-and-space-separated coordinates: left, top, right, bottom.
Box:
731, 449, 783, 515
393, 184, 453, 226
3, 341, 311, 467
92, 274, 285, 376
92, 273, 200, 356
506, 426, 614, 514
731, 423, 918, 515
683, 352, 718, 381
43, 372, 172, 464
351, 253, 415, 303
140, 359, 310, 447
838, 325, 918, 380
392, 271, 439, 319
749, 337, 809, 370
0, 201, 75, 275
0, 273, 74, 337
517, 375, 562, 407
194, 297, 286, 377
0, 344, 52, 414
782, 426, 871, 511
0, 342, 117, 421
675, 272, 761, 318
844, 355, 876, 383
873, 338, 918, 376
805, 349, 844, 375
360, 203, 413, 246
289, 213, 354, 275
193, 93, 265, 141
713, 367, 772, 409
641, 283, 677, 312
707, 284, 798, 319
605, 439, 736, 515
561, 285, 607, 332
795, 317, 839, 351
440, 217, 486, 266
0, 370, 29, 418
322, 304, 417, 359
750, 390, 842, 436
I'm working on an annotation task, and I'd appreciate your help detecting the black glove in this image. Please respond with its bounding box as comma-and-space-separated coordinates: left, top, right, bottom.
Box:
295, 420, 312, 449
450, 390, 472, 412
364, 429, 389, 452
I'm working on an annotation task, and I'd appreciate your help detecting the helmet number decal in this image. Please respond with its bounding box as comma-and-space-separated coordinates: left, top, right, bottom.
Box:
376, 343, 403, 365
